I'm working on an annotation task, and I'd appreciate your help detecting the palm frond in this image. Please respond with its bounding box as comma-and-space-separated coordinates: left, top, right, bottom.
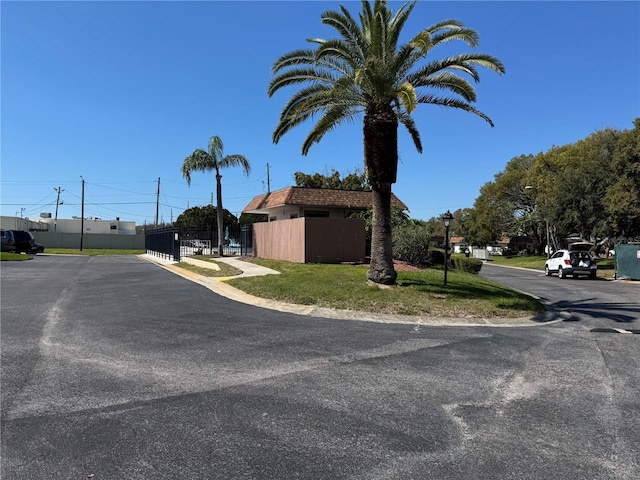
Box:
421, 72, 477, 102
207, 136, 224, 160
302, 103, 358, 155
431, 27, 480, 49
316, 38, 363, 69
321, 6, 366, 61
268, 68, 337, 97
397, 111, 423, 153
397, 81, 417, 113
182, 149, 214, 185
219, 154, 252, 176
271, 49, 316, 74
416, 93, 495, 126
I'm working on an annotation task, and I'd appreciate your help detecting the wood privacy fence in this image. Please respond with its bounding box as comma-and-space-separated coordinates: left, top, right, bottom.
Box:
253, 217, 366, 264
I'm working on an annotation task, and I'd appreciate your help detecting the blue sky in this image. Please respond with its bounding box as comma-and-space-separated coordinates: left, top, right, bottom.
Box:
2, 1, 639, 225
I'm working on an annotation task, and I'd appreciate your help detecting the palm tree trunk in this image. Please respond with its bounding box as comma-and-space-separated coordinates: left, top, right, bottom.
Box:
364, 106, 398, 285
368, 182, 397, 285
216, 173, 224, 257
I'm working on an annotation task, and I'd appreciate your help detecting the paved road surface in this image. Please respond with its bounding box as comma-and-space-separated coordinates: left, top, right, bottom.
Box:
2, 256, 639, 479
480, 263, 640, 326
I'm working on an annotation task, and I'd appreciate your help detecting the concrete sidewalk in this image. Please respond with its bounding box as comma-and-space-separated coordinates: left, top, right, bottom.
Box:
141, 254, 562, 327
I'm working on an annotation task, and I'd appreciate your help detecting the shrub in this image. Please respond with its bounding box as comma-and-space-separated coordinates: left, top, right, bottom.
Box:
427, 249, 446, 267
392, 225, 431, 266
452, 256, 483, 274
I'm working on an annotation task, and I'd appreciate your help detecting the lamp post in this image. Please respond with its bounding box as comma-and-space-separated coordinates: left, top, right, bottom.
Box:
442, 210, 454, 286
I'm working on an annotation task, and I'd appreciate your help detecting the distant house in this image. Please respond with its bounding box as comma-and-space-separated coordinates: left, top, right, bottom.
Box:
449, 236, 468, 254
488, 236, 536, 255
242, 186, 408, 263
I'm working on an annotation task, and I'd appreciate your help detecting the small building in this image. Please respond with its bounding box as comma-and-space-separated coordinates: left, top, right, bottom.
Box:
242, 186, 408, 263
450, 236, 469, 254
243, 186, 407, 221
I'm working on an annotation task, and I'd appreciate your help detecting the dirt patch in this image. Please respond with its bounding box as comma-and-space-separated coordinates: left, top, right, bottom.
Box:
392, 261, 423, 272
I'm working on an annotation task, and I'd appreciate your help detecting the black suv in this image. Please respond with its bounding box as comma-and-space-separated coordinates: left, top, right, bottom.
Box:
9, 230, 43, 254
1, 229, 16, 252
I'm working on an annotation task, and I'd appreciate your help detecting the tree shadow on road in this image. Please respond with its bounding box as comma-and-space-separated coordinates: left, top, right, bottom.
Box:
542, 298, 640, 324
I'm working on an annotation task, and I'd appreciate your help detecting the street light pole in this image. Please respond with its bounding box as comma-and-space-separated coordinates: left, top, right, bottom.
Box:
442, 210, 453, 286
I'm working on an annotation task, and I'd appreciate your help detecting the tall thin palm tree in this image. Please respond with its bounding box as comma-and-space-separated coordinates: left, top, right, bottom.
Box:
182, 135, 251, 256
268, 0, 504, 285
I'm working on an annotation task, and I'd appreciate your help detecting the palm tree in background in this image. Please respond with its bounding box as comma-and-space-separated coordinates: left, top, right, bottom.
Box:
182, 135, 251, 256
268, 0, 504, 285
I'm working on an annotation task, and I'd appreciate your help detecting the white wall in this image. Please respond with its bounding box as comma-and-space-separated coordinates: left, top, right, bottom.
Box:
1, 216, 135, 235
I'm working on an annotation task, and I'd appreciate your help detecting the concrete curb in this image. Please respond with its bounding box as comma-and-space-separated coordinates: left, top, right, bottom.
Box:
140, 254, 561, 327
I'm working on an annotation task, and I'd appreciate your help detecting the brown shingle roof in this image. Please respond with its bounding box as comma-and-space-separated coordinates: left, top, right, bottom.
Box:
243, 186, 408, 213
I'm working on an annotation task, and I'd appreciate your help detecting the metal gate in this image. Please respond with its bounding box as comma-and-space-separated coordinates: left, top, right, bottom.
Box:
145, 227, 181, 261
145, 225, 253, 261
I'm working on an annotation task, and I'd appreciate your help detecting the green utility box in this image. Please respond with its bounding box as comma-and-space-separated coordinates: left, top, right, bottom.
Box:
614, 244, 640, 280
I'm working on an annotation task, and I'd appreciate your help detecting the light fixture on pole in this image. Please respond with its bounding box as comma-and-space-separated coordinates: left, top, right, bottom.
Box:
442, 210, 454, 286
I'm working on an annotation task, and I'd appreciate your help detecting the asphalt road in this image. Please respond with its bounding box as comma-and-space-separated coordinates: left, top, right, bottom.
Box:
480, 263, 640, 327
2, 255, 639, 479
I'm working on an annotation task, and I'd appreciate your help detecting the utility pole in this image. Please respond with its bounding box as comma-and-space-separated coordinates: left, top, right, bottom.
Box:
155, 177, 160, 228
266, 163, 271, 193
80, 176, 85, 251
54, 187, 64, 232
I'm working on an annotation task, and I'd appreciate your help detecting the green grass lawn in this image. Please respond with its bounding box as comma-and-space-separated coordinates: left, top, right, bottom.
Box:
488, 255, 547, 269
224, 259, 544, 319
0, 252, 34, 261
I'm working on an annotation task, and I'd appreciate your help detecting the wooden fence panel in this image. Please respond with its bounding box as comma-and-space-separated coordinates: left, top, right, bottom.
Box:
253, 218, 365, 263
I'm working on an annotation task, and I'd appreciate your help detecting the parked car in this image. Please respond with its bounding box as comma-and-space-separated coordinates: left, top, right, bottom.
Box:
1, 229, 16, 252
544, 242, 597, 279
9, 230, 44, 254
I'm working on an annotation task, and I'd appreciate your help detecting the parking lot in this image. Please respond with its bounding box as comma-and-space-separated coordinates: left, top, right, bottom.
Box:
2, 255, 639, 479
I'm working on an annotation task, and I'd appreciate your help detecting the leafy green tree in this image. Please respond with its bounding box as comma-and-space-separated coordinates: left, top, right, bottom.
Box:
604, 118, 640, 237
294, 168, 370, 191
466, 154, 536, 247
268, 0, 504, 285
239, 213, 268, 225
527, 129, 620, 244
182, 135, 251, 256
175, 205, 237, 231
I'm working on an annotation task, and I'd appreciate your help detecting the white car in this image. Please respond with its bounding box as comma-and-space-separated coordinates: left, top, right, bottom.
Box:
544, 242, 597, 279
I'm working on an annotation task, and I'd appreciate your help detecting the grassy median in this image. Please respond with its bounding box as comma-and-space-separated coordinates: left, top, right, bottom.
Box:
225, 259, 544, 318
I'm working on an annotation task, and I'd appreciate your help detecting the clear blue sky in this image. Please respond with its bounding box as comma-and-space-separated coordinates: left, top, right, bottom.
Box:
2, 1, 639, 225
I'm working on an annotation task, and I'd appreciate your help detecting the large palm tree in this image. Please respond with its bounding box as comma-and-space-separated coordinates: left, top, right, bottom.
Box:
268, 0, 504, 285
181, 135, 251, 256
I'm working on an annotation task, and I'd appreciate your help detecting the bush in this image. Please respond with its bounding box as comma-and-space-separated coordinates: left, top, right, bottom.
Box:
452, 256, 483, 274
392, 225, 431, 266
427, 249, 446, 267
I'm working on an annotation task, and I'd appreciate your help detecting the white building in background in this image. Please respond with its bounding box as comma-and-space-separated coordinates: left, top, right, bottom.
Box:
0, 214, 136, 235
